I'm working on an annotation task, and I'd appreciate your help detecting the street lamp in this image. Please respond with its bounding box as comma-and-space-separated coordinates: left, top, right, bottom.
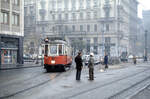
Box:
144, 30, 148, 61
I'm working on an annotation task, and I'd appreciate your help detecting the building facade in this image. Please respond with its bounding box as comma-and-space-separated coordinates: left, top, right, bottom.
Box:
36, 0, 138, 56
24, 0, 38, 55
0, 0, 24, 67
142, 10, 150, 54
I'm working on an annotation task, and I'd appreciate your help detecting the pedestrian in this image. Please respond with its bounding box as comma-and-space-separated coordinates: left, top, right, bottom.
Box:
75, 52, 83, 80
133, 56, 137, 65
104, 54, 108, 69
88, 53, 94, 80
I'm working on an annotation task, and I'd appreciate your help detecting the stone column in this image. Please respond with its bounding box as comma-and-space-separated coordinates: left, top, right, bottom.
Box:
0, 35, 1, 67
18, 37, 24, 64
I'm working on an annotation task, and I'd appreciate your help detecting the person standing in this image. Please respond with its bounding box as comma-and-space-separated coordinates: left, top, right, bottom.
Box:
88, 53, 94, 80
104, 54, 108, 69
133, 56, 137, 65
75, 52, 83, 80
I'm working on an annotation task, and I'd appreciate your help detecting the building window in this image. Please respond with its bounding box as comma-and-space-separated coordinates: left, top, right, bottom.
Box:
87, 12, 91, 19
105, 37, 110, 43
30, 6, 34, 14
58, 25, 62, 32
106, 24, 109, 31
52, 14, 55, 20
65, 13, 68, 20
79, 0, 83, 9
24, 7, 27, 15
80, 13, 83, 19
52, 27, 55, 32
94, 24, 97, 32
65, 26, 68, 32
93, 0, 97, 8
87, 25, 90, 32
94, 37, 98, 43
80, 25, 83, 31
105, 9, 110, 17
2, 0, 9, 3
94, 11, 97, 19
72, 13, 76, 20
1, 11, 9, 24
86, 0, 91, 9
105, 0, 109, 4
64, 0, 68, 9
12, 13, 19, 26
72, 25, 75, 32
12, 0, 19, 6
58, 14, 62, 20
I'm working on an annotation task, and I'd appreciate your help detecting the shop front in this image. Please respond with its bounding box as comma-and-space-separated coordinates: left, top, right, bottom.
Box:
1, 49, 17, 64
0, 35, 23, 68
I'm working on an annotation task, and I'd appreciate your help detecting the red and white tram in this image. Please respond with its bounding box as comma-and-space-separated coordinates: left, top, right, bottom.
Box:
43, 37, 72, 72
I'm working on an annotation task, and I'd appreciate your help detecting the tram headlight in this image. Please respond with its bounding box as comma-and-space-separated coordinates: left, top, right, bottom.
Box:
51, 60, 55, 64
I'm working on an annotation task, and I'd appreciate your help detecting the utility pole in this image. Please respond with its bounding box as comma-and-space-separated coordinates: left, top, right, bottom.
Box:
144, 30, 148, 61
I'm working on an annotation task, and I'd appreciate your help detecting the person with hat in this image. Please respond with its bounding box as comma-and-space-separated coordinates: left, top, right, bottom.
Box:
75, 52, 83, 80
88, 53, 94, 80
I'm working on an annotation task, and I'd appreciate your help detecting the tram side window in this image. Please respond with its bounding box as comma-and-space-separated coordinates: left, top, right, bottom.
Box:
59, 45, 62, 55
45, 45, 48, 56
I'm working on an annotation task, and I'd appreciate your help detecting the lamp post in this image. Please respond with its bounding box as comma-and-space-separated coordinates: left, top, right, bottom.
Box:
144, 30, 148, 61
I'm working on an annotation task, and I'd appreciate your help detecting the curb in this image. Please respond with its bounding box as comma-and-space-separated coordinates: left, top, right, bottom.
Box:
0, 65, 43, 70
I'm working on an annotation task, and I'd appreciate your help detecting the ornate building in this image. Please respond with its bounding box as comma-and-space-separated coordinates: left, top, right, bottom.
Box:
36, 0, 138, 56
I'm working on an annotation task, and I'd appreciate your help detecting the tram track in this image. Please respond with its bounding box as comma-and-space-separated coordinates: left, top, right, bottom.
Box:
0, 66, 74, 99
0, 72, 61, 99
64, 68, 150, 99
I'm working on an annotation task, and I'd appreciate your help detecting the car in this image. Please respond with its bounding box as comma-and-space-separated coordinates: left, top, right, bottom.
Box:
82, 54, 100, 65
82, 55, 90, 66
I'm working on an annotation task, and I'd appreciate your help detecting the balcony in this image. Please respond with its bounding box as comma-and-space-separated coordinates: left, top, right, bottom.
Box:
1, 1, 10, 10
12, 26, 20, 32
1, 24, 10, 31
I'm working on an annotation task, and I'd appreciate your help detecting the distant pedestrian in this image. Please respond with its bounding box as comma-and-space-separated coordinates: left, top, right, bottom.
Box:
133, 56, 137, 65
104, 54, 108, 69
75, 52, 83, 80
88, 53, 94, 80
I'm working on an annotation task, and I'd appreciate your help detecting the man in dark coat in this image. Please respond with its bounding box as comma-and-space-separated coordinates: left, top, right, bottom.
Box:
75, 52, 83, 80
104, 54, 108, 69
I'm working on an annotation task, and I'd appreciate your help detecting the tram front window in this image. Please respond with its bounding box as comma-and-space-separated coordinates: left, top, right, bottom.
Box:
50, 45, 57, 55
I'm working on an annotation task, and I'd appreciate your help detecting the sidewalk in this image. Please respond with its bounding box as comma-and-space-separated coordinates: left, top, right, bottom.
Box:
0, 62, 42, 70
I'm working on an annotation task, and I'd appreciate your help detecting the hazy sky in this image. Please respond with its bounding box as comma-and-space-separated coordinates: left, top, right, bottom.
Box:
138, 0, 150, 18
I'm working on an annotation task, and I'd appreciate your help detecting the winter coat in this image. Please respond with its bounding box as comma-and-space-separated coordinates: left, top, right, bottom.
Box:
75, 55, 83, 70
104, 55, 108, 64
88, 56, 94, 69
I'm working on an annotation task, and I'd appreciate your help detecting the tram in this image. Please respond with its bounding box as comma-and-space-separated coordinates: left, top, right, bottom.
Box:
43, 37, 72, 72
